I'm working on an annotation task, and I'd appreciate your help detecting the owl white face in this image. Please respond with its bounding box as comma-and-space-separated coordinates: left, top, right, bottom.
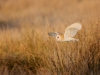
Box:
56, 35, 62, 41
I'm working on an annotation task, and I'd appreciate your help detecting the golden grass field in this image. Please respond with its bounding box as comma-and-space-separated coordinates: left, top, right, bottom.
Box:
0, 0, 100, 75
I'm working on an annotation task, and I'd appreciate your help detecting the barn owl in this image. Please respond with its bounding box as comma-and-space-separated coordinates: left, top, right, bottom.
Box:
48, 22, 82, 42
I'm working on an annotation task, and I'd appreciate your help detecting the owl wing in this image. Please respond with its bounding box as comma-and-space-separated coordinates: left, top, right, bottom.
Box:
48, 32, 58, 37
48, 32, 62, 37
64, 22, 82, 38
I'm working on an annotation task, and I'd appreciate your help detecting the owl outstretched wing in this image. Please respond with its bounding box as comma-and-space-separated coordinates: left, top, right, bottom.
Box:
64, 22, 82, 38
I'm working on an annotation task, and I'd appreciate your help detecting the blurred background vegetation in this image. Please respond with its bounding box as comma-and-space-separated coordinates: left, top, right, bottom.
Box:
0, 0, 100, 75
0, 0, 100, 29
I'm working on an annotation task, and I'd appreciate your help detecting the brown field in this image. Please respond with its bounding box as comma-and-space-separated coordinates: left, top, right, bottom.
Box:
0, 0, 100, 75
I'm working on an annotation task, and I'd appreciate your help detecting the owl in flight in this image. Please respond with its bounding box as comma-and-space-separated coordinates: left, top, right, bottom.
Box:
48, 22, 82, 42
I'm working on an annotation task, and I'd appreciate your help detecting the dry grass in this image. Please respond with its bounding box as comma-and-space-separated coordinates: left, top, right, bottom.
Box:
0, 0, 100, 75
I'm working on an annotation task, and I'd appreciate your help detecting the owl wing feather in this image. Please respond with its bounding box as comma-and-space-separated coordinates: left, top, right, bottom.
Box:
64, 22, 82, 38
48, 32, 58, 37
48, 32, 62, 37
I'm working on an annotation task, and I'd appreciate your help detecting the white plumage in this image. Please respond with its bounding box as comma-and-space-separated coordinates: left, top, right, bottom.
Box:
48, 22, 82, 42
64, 22, 82, 37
